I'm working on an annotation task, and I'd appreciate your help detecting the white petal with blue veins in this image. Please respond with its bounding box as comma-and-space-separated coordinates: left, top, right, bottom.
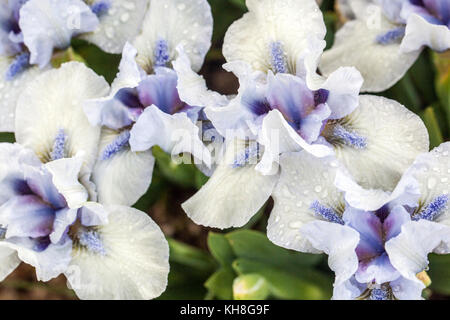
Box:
267, 151, 345, 252
319, 10, 421, 92
65, 205, 169, 300
133, 0, 213, 73
15, 62, 110, 174
182, 138, 278, 229
92, 128, 155, 206
223, 0, 326, 74
331, 95, 429, 191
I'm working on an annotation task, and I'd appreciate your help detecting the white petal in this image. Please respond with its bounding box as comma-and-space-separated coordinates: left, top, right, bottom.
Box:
129, 105, 211, 167
82, 0, 150, 54
309, 67, 364, 120
172, 46, 228, 108
223, 0, 326, 74
256, 109, 333, 175
19, 0, 99, 68
0, 57, 43, 132
390, 276, 425, 300
0, 245, 20, 281
332, 277, 366, 300
15, 62, 110, 173
334, 168, 421, 211
319, 12, 421, 92
110, 42, 145, 95
44, 157, 88, 209
133, 0, 212, 73
66, 205, 169, 300
267, 151, 345, 252
5, 238, 73, 282
330, 95, 429, 191
301, 220, 360, 285
397, 142, 450, 226
182, 139, 278, 229
79, 202, 109, 227
401, 13, 450, 53
92, 128, 155, 206
301, 36, 364, 119
385, 220, 450, 283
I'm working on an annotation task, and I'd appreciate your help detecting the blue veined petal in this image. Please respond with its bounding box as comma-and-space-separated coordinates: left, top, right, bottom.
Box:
423, 0, 450, 24
23, 165, 67, 209
343, 207, 384, 261
266, 73, 330, 143
19, 0, 99, 68
137, 68, 185, 115
0, 195, 55, 238
355, 252, 400, 285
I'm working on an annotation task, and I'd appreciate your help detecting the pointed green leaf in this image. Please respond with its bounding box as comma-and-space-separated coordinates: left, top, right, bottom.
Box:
226, 230, 322, 272
207, 232, 236, 267
205, 267, 236, 300
422, 106, 444, 148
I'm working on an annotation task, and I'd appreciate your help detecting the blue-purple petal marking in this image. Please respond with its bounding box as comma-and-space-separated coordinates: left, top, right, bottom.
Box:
270, 41, 288, 74
154, 39, 170, 68
332, 124, 367, 149
376, 27, 406, 45
90, 0, 111, 16
5, 51, 30, 80
50, 129, 67, 161
413, 194, 448, 221
101, 130, 131, 160
310, 200, 345, 225
77, 228, 106, 255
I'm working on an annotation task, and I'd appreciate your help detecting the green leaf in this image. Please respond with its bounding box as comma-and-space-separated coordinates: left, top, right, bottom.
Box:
208, 232, 236, 267
226, 230, 322, 272
132, 168, 168, 212
428, 254, 450, 295
232, 259, 332, 300
229, 0, 246, 10
432, 51, 450, 135
195, 169, 209, 189
0, 133, 15, 143
158, 263, 208, 300
71, 39, 121, 84
232, 273, 270, 300
422, 106, 444, 148
205, 268, 236, 300
323, 12, 337, 50
168, 238, 217, 275
409, 50, 437, 106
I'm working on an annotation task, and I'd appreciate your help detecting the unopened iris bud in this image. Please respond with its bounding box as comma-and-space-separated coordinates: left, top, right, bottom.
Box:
233, 274, 270, 300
